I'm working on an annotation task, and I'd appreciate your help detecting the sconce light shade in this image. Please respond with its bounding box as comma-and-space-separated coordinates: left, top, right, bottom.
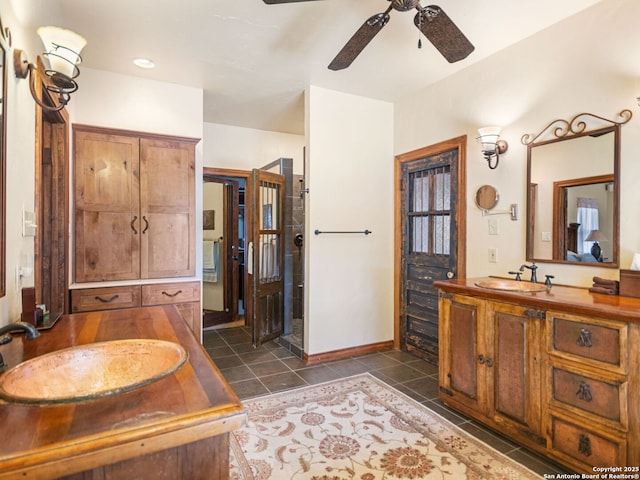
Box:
477, 126, 508, 170
38, 26, 87, 80
14, 26, 86, 111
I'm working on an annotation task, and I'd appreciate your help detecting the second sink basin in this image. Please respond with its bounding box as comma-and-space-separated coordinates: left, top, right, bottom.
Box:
0, 339, 188, 404
475, 279, 548, 293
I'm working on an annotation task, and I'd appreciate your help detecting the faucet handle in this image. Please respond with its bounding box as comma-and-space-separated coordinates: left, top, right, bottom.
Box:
544, 275, 554, 288
508, 271, 522, 281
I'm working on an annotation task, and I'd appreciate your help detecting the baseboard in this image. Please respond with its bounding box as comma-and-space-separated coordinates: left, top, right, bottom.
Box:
303, 340, 394, 365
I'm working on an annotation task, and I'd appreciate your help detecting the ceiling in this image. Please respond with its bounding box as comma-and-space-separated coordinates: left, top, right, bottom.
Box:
21, 0, 603, 135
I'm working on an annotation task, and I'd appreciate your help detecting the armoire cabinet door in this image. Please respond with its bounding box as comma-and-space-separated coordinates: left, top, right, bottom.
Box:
140, 138, 195, 278
74, 130, 141, 282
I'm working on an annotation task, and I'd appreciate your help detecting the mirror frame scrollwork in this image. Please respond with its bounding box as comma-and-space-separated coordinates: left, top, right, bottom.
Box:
522, 109, 632, 268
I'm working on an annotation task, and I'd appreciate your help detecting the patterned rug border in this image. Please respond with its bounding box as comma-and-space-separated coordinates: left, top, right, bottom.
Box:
231, 373, 542, 479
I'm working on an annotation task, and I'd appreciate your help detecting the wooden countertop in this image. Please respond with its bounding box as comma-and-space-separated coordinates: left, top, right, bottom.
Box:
0, 306, 246, 479
433, 277, 640, 323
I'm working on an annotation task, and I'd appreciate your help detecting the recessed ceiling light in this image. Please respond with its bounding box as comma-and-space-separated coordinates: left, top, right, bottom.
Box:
133, 57, 155, 69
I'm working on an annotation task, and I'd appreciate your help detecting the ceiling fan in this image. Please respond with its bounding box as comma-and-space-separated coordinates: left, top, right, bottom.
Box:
262, 0, 474, 70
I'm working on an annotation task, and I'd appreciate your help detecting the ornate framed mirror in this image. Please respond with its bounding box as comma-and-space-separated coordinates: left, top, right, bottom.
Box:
523, 110, 631, 267
0, 18, 9, 297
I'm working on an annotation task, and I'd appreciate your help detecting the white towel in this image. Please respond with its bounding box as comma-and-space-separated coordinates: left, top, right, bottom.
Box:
203, 240, 220, 282
203, 240, 216, 269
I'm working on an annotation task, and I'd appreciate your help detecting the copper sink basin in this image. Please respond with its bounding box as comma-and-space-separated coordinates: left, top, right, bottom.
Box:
0, 339, 188, 404
474, 279, 548, 293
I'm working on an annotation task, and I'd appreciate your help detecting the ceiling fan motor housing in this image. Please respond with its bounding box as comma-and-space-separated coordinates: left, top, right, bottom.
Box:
391, 0, 421, 11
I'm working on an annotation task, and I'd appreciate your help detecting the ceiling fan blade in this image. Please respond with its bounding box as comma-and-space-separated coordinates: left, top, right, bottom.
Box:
328, 11, 390, 71
414, 5, 474, 63
263, 0, 321, 4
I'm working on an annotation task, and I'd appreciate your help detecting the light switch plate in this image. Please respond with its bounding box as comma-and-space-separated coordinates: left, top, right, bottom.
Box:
488, 218, 498, 235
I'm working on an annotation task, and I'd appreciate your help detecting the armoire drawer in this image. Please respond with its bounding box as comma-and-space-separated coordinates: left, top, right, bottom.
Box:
549, 414, 626, 469
71, 286, 142, 313
551, 367, 624, 425
142, 282, 200, 306
550, 315, 625, 369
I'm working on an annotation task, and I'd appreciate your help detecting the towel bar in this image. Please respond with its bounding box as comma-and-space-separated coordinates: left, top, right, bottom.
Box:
314, 229, 371, 235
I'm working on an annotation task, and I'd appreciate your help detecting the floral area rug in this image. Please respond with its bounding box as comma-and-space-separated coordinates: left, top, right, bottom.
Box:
229, 373, 541, 479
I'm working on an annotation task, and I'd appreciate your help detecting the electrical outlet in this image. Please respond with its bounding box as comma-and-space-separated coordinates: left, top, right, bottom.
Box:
488, 248, 498, 263
541, 231, 552, 242
488, 218, 498, 235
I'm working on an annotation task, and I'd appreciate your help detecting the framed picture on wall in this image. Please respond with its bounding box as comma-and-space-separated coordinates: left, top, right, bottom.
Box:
203, 210, 215, 230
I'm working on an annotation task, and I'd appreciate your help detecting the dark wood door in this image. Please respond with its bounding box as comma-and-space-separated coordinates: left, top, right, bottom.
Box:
251, 169, 285, 346
397, 136, 466, 364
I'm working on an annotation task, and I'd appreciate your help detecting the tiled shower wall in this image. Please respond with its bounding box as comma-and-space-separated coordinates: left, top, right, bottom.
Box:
292, 174, 305, 321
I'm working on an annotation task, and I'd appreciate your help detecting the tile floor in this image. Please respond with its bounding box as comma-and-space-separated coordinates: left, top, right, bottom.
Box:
203, 326, 571, 477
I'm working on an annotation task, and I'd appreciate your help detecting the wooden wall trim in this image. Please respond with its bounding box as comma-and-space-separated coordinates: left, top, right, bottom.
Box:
303, 340, 394, 365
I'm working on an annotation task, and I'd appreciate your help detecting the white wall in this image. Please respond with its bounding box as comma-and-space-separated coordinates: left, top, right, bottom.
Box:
1, 0, 40, 324
203, 122, 304, 173
305, 86, 394, 355
395, 0, 640, 287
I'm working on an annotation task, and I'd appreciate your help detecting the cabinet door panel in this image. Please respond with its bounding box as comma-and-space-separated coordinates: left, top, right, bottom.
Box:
494, 311, 527, 423
74, 131, 140, 282
140, 139, 195, 278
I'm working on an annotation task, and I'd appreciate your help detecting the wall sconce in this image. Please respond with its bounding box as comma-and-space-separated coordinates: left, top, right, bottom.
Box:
477, 126, 508, 170
13, 26, 86, 111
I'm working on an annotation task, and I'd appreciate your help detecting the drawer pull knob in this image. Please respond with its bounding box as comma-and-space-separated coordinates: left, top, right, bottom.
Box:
131, 216, 138, 234
576, 328, 593, 347
478, 354, 485, 364
95, 294, 120, 303
578, 434, 592, 457
576, 382, 593, 402
485, 357, 493, 367
162, 290, 183, 298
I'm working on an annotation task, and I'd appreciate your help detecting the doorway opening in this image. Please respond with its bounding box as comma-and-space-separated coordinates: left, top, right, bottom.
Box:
202, 171, 247, 329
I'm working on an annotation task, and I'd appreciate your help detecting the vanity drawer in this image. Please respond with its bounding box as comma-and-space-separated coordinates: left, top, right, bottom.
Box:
142, 281, 200, 306
549, 414, 626, 469
71, 286, 142, 312
551, 367, 624, 425
550, 314, 625, 369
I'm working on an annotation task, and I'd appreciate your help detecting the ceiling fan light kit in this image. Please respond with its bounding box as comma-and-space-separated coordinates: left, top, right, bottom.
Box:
263, 0, 474, 70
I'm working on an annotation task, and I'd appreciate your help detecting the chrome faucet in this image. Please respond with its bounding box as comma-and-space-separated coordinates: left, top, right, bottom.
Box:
519, 262, 538, 283
0, 322, 40, 346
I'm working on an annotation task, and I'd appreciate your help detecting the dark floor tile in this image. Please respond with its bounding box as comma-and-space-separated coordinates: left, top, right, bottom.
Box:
220, 365, 256, 383
382, 350, 424, 363
401, 376, 441, 400
457, 421, 519, 454
422, 398, 469, 425
228, 378, 269, 400
386, 381, 428, 403
354, 353, 401, 370
202, 333, 225, 349
241, 350, 279, 365
281, 356, 308, 370
325, 358, 370, 377
260, 371, 307, 393
294, 365, 342, 385
405, 359, 439, 376
206, 345, 236, 359
249, 359, 290, 377
507, 449, 572, 476
230, 342, 262, 354
210, 354, 243, 370
375, 364, 428, 384
217, 329, 252, 345
270, 347, 297, 359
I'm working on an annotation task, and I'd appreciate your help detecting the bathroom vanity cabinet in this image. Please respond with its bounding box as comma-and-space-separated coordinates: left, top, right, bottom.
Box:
435, 278, 640, 473
0, 306, 246, 479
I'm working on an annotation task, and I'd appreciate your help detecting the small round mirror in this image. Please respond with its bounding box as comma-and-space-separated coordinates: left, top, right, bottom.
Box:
475, 185, 499, 211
